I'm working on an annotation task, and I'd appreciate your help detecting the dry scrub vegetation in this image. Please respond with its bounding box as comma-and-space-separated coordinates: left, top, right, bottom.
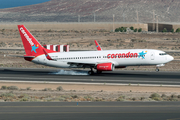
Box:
0, 28, 180, 71
1, 28, 180, 51
0, 26, 180, 102
1, 85, 180, 102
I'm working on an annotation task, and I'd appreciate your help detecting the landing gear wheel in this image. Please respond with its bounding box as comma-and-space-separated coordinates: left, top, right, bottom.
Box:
155, 68, 159, 72
88, 71, 94, 75
97, 70, 102, 74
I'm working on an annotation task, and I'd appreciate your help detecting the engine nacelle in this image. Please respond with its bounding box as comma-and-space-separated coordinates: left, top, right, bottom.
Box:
96, 63, 114, 71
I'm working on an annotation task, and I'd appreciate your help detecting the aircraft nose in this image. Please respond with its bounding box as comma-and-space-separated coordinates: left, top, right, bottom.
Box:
168, 55, 174, 61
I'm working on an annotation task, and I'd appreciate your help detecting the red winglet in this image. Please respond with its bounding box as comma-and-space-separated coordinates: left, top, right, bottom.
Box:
43, 49, 56, 61
94, 40, 102, 51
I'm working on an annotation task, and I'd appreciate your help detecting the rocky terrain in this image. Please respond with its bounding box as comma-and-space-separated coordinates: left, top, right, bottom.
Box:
0, 0, 180, 22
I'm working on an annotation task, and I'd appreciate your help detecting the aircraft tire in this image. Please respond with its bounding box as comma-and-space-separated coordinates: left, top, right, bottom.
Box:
88, 71, 94, 75
97, 70, 102, 74
156, 68, 159, 72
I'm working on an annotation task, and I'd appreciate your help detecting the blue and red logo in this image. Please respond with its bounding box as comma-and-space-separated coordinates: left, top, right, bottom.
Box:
31, 44, 39, 53
138, 51, 147, 59
20, 27, 39, 53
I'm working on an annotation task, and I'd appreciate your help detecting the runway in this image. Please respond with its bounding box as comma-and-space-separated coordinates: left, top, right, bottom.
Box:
0, 102, 180, 120
0, 68, 180, 86
0, 68, 180, 120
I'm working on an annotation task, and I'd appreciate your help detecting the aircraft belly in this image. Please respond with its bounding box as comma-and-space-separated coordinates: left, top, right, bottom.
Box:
116, 58, 148, 66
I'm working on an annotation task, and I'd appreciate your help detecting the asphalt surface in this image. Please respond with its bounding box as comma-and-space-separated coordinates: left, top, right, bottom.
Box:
0, 68, 180, 86
0, 102, 180, 120
0, 68, 180, 120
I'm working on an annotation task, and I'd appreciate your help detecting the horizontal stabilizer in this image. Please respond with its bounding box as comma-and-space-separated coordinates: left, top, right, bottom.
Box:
5, 55, 35, 58
24, 55, 35, 61
24, 55, 35, 58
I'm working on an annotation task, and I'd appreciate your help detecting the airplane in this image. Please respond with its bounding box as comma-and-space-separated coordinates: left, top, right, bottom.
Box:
17, 25, 174, 75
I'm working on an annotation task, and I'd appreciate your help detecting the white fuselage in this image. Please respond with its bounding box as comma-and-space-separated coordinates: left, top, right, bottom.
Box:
32, 49, 174, 68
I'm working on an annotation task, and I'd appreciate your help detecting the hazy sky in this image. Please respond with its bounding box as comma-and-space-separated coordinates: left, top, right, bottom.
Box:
0, 0, 50, 9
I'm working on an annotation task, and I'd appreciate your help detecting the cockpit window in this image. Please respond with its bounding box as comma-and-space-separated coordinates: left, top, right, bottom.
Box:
159, 53, 167, 55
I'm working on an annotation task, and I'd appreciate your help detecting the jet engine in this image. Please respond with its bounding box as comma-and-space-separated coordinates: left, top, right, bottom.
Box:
96, 63, 114, 71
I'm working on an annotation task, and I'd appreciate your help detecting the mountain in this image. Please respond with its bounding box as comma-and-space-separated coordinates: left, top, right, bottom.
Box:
0, 0, 180, 22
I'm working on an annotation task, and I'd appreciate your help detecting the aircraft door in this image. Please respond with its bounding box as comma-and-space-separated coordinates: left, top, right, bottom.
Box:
43, 57, 47, 64
151, 52, 154, 60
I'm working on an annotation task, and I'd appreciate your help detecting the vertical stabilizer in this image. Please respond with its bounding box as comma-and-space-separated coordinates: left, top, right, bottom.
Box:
18, 25, 55, 57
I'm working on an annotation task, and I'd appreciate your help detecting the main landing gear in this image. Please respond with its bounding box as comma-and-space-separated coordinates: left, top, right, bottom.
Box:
88, 68, 94, 75
97, 70, 102, 74
88, 68, 102, 75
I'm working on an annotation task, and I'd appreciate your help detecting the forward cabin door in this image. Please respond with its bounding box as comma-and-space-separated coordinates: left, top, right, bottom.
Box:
151, 52, 155, 60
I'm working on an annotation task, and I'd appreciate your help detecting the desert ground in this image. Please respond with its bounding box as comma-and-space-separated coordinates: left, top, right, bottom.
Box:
1, 83, 180, 102
0, 27, 180, 71
0, 25, 180, 102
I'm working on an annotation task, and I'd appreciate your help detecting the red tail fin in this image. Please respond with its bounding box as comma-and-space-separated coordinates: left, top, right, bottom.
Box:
18, 25, 55, 56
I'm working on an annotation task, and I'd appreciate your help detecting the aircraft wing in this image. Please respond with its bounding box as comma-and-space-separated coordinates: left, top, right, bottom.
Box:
67, 61, 114, 68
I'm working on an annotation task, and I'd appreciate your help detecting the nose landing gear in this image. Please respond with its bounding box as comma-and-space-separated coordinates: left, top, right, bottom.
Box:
156, 67, 159, 72
155, 64, 165, 72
